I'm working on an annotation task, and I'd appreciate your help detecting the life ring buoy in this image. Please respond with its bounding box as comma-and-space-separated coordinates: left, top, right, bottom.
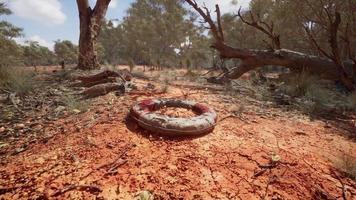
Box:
129, 99, 217, 136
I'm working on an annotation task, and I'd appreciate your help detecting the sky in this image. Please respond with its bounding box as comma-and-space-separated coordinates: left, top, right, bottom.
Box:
0, 0, 250, 51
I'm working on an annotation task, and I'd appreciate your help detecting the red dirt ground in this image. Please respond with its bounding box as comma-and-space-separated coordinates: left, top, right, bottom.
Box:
0, 74, 355, 200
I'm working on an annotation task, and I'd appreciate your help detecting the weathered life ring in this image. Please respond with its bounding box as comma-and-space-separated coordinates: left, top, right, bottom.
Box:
129, 99, 217, 136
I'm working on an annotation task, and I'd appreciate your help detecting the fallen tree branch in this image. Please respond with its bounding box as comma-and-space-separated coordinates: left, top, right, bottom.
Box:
80, 144, 132, 180
75, 70, 131, 83
184, 0, 355, 91
71, 77, 117, 87
81, 83, 125, 99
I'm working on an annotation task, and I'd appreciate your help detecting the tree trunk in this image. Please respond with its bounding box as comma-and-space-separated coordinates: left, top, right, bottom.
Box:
76, 0, 111, 70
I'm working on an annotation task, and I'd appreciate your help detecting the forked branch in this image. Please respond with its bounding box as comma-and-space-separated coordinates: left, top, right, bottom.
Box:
237, 8, 281, 50
184, 0, 224, 44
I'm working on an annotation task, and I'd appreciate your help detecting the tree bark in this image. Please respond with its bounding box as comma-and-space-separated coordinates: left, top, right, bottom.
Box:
76, 0, 111, 70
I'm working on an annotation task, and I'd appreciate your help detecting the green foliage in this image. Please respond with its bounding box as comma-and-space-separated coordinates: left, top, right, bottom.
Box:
138, 190, 153, 200
0, 3, 11, 15
0, 35, 23, 67
54, 40, 78, 65
280, 72, 356, 113
0, 3, 23, 67
281, 73, 320, 97
98, 0, 211, 68
0, 65, 34, 95
22, 41, 56, 67
221, 0, 356, 59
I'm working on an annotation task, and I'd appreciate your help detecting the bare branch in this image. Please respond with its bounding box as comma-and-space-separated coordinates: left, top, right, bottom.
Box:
215, 4, 224, 42
237, 8, 281, 49
184, 0, 224, 47
303, 25, 333, 60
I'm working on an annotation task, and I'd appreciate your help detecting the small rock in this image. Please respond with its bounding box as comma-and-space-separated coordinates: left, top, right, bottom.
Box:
295, 131, 307, 136
15, 123, 25, 129
55, 106, 66, 113
34, 124, 43, 130
0, 142, 8, 148
0, 127, 5, 133
35, 157, 46, 164
72, 109, 81, 114
138, 190, 153, 200
14, 147, 26, 154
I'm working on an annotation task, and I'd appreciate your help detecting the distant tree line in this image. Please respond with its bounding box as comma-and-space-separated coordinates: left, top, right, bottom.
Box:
0, 3, 78, 68
97, 0, 212, 69
2, 0, 355, 79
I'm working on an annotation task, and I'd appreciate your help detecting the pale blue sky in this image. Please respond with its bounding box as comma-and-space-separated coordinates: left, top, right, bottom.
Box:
0, 0, 250, 50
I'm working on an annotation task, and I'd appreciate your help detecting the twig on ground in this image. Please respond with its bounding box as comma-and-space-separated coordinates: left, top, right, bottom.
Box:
219, 114, 237, 122
80, 144, 132, 180
0, 187, 19, 195
104, 159, 128, 175
51, 184, 102, 197
332, 170, 347, 200
8, 93, 23, 113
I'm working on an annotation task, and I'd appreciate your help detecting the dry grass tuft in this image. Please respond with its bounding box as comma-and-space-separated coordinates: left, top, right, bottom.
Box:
0, 66, 35, 96
333, 151, 356, 180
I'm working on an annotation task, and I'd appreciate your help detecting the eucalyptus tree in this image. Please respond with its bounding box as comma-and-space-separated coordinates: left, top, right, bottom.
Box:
0, 3, 23, 67
54, 40, 78, 68
76, 0, 111, 69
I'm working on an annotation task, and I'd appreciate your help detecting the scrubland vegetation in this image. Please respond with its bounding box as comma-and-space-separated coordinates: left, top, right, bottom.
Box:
0, 0, 355, 199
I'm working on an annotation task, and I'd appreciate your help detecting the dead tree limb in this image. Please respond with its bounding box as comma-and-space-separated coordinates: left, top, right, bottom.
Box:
236, 8, 281, 50
81, 83, 125, 99
75, 70, 131, 83
184, 0, 355, 90
73, 70, 133, 98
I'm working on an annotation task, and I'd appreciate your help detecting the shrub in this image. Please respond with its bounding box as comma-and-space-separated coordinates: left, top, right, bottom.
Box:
346, 92, 356, 109
160, 84, 169, 93
128, 58, 135, 72
186, 58, 191, 69
61, 94, 88, 113
0, 66, 34, 96
184, 69, 199, 81
52, 69, 72, 80
279, 72, 356, 113
333, 151, 356, 180
281, 72, 320, 97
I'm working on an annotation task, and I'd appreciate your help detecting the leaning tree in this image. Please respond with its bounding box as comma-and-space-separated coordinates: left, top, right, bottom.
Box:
184, 0, 355, 91
76, 0, 111, 70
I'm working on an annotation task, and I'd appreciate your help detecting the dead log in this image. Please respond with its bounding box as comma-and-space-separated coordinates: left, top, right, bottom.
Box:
213, 47, 355, 82
71, 77, 117, 88
75, 70, 132, 83
81, 83, 125, 98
